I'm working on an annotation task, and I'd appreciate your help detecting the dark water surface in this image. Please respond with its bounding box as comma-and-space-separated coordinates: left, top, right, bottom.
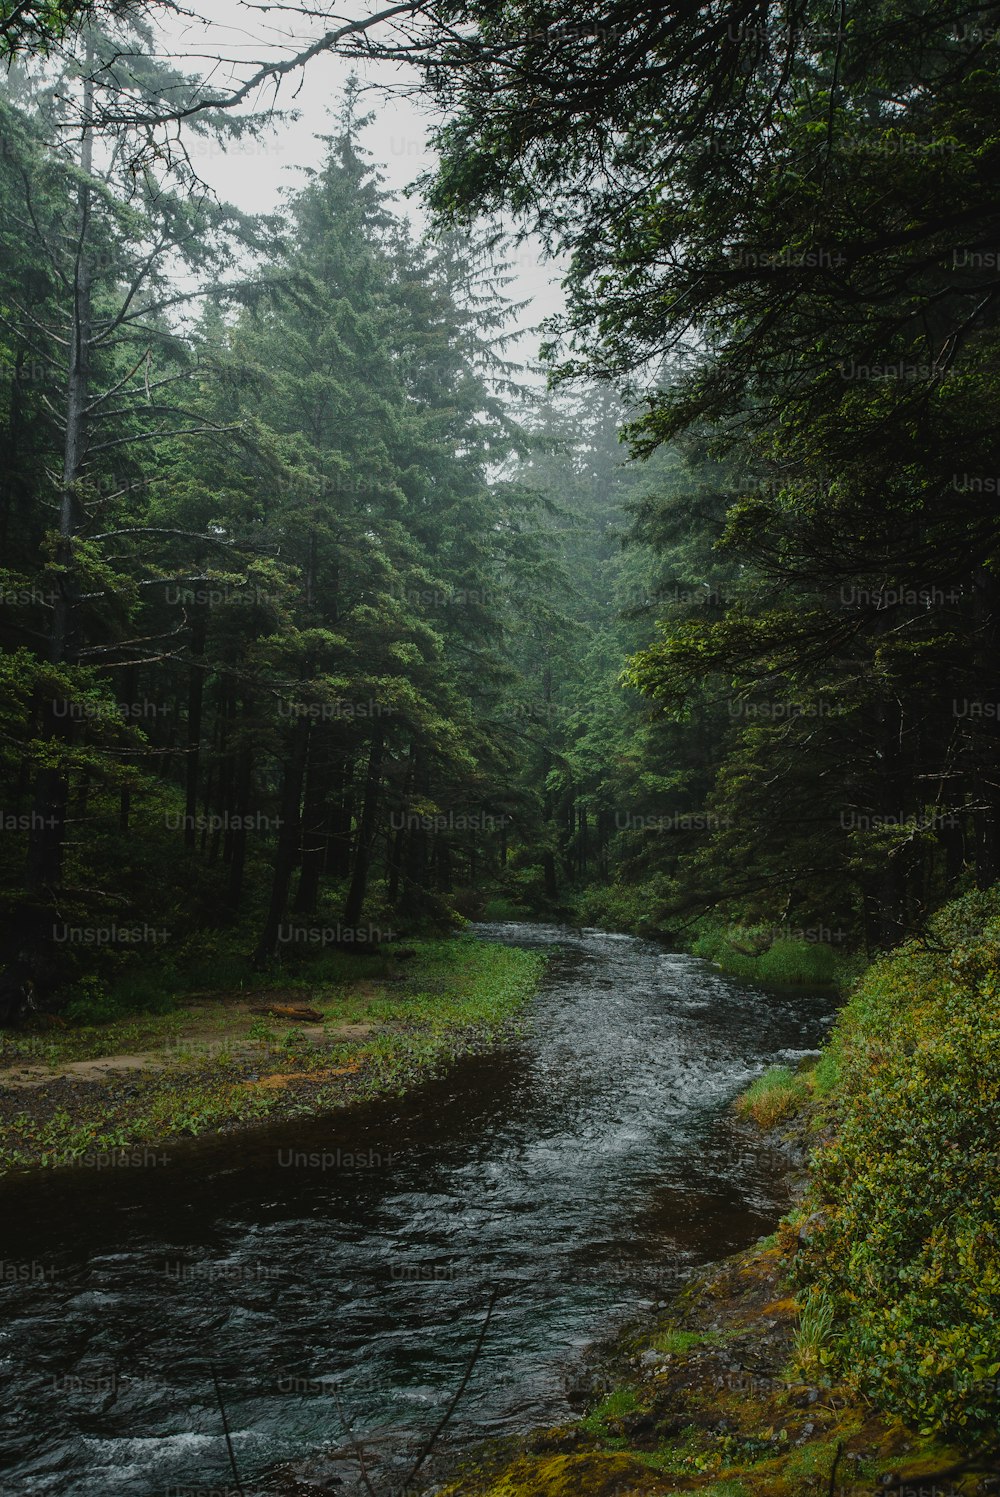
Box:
0, 922, 835, 1496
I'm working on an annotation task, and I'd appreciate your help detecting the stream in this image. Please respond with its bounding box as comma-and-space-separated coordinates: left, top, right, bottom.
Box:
0, 922, 836, 1496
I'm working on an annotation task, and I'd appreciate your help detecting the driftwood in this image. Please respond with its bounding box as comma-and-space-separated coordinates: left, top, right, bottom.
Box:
250, 1003, 324, 1023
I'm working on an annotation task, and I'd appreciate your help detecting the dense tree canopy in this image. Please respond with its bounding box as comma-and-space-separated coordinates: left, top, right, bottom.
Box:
411, 0, 1000, 949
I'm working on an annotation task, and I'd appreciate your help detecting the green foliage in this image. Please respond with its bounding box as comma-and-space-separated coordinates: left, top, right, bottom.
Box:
735, 1066, 809, 1128
692, 924, 850, 987
480, 897, 525, 921
419, 0, 1000, 952
0, 50, 561, 989
580, 1386, 640, 1439
62, 976, 118, 1025
796, 887, 1000, 1440
791, 1290, 837, 1379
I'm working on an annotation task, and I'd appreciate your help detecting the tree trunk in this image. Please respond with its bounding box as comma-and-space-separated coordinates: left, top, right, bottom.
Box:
343, 724, 384, 931
294, 721, 331, 915
183, 609, 207, 853
24, 64, 94, 915
253, 717, 309, 965
226, 701, 254, 918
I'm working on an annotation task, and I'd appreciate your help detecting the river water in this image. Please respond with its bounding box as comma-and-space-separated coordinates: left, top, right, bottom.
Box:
0, 922, 835, 1496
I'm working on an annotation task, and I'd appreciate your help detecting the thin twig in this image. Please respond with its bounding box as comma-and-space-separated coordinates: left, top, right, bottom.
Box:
331, 1385, 379, 1497
401, 1285, 502, 1491
210, 1362, 245, 1497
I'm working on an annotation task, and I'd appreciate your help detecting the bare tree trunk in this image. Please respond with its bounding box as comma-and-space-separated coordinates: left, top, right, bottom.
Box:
25, 63, 94, 915
226, 699, 254, 918
294, 722, 331, 915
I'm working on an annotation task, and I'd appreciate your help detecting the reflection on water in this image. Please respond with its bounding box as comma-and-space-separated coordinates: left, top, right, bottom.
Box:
0, 922, 834, 1496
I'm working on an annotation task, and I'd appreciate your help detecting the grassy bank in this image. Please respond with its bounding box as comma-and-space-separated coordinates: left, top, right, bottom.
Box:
571, 878, 861, 987
0, 936, 545, 1175
689, 922, 862, 988
431, 888, 1000, 1495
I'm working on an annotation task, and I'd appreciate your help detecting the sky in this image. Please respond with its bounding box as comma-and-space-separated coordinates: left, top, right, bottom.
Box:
152, 0, 565, 375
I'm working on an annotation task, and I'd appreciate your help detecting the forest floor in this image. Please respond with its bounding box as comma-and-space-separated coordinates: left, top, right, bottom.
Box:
0, 936, 545, 1175
425, 1099, 998, 1497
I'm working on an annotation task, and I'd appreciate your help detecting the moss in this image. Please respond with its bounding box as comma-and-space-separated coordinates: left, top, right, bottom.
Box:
783, 1437, 840, 1481
437, 1236, 987, 1497
439, 1451, 666, 1496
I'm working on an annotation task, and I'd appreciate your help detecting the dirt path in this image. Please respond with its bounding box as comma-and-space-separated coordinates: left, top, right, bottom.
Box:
0, 1010, 376, 1089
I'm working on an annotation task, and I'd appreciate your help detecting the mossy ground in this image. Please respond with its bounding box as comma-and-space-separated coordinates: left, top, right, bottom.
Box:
434, 1235, 995, 1496
0, 937, 545, 1174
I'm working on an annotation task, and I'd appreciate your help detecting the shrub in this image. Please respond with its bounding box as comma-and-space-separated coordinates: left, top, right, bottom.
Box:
62, 975, 120, 1025
795, 887, 1000, 1441
480, 896, 525, 921
572, 875, 679, 936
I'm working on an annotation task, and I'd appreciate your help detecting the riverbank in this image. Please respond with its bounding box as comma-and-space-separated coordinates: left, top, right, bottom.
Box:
432, 1238, 986, 1497
429, 1106, 983, 1497
0, 936, 545, 1175
432, 889, 1000, 1496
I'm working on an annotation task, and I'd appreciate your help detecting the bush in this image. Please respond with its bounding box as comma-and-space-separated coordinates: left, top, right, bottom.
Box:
572, 875, 679, 936
795, 887, 1000, 1441
480, 896, 525, 921
62, 976, 121, 1025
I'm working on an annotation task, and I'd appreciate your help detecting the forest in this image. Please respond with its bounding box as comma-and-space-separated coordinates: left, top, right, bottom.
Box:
0, 1, 999, 1495
4, 0, 1000, 1012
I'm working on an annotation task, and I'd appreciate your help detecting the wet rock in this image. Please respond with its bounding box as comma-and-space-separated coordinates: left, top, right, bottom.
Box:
621, 1412, 659, 1439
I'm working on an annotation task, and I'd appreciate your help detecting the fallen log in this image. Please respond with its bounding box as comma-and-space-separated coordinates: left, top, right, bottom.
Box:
250, 1003, 324, 1023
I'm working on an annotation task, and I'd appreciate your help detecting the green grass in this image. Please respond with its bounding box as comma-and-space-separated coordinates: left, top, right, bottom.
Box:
791, 1290, 836, 1379
0, 937, 546, 1173
580, 1386, 640, 1440
735, 1065, 809, 1127
50, 915, 436, 1027
690, 922, 862, 987
647, 1328, 714, 1355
